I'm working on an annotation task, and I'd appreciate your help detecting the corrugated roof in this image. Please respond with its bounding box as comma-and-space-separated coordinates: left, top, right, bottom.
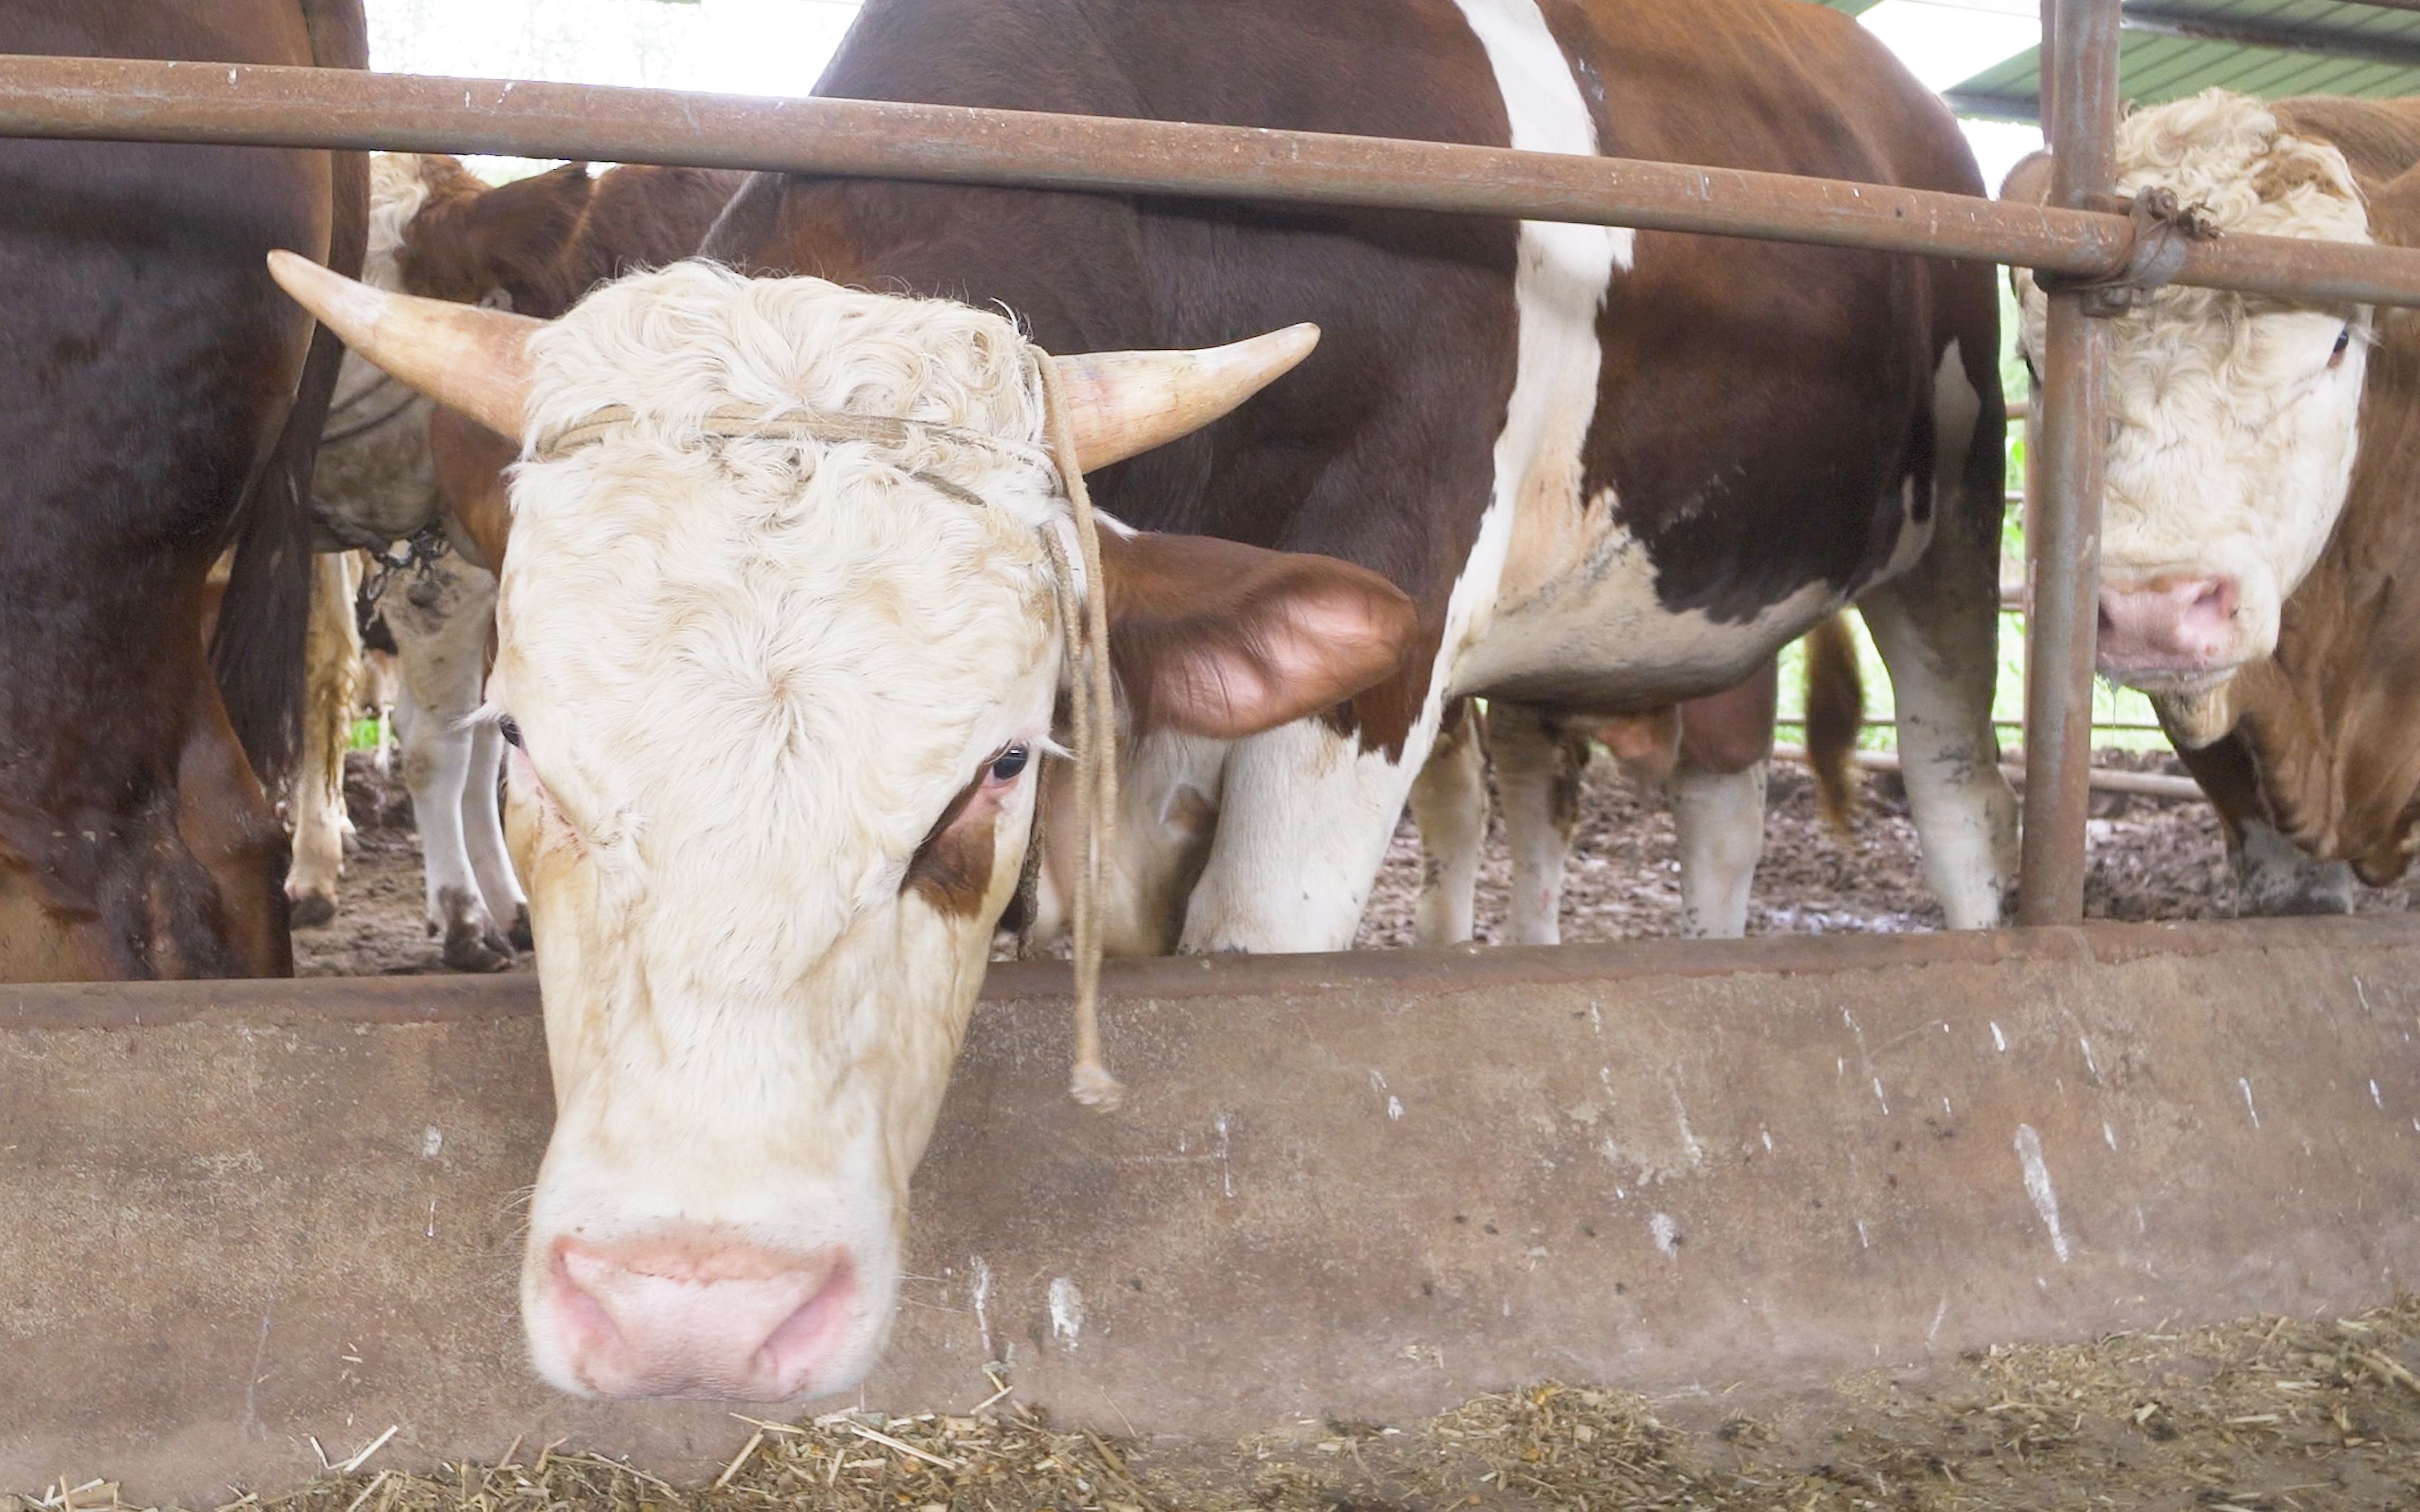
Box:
1819, 0, 2420, 119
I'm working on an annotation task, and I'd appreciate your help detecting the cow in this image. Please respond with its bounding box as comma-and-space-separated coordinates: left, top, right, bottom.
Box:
298, 153, 745, 966
2008, 90, 2420, 913
274, 0, 2014, 1401
0, 0, 367, 982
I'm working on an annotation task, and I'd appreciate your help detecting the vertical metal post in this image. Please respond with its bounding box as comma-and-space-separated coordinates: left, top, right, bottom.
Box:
2017, 0, 2121, 925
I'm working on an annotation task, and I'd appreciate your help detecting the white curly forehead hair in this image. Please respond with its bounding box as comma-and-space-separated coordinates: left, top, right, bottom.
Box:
494, 263, 1068, 977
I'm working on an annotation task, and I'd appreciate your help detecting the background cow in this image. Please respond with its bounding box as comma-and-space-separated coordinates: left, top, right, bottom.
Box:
0, 0, 367, 982
2010, 90, 2420, 913
276, 0, 2015, 1402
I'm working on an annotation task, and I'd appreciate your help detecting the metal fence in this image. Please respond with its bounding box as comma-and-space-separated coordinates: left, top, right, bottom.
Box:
1, 0, 2409, 927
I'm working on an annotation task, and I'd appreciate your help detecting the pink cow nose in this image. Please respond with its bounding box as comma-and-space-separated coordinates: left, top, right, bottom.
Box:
546, 1236, 854, 1399
2097, 577, 2240, 675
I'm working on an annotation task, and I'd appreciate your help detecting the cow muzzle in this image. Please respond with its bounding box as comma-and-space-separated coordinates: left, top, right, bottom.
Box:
2097, 575, 2243, 688
540, 1232, 858, 1399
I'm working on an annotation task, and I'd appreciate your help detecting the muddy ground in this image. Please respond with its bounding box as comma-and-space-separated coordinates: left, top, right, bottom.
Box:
295, 747, 2412, 977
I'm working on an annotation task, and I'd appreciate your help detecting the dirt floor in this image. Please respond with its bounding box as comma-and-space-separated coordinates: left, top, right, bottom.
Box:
22, 1301, 2420, 1511
296, 747, 2413, 976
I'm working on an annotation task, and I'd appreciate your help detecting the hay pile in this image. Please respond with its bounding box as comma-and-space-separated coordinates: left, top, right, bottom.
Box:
16, 1302, 2420, 1511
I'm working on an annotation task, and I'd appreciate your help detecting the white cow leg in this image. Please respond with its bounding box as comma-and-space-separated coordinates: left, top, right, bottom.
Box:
388, 556, 512, 972
1492, 703, 1588, 946
397, 686, 509, 971
1670, 761, 1766, 938
1860, 526, 2021, 930
1180, 717, 1426, 954
286, 553, 361, 928
2233, 819, 2360, 917
461, 716, 531, 951
1407, 702, 1487, 946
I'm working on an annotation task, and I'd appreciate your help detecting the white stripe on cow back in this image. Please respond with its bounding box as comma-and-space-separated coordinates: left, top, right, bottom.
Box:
1434, 0, 1627, 702
1173, 1, 1626, 954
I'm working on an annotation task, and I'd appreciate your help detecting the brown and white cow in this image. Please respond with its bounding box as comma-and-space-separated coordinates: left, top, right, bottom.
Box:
2009, 91, 2420, 911
276, 0, 2013, 1401
0, 0, 366, 982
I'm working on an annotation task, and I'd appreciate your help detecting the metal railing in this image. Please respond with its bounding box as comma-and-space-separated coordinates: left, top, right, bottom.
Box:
0, 1, 2394, 925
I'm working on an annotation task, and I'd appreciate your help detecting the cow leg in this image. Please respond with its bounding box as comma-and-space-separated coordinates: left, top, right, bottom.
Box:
461, 715, 531, 951
1490, 703, 1590, 946
1180, 719, 1425, 954
2235, 820, 2361, 916
1859, 569, 2017, 929
2172, 731, 2359, 916
388, 557, 513, 972
286, 553, 360, 928
1407, 700, 1487, 946
1667, 666, 1775, 939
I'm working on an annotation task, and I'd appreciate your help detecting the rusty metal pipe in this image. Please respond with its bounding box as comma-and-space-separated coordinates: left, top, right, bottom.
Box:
4, 55, 2420, 307
2018, 0, 2123, 928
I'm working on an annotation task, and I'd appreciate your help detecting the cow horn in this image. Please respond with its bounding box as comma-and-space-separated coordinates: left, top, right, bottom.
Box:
1053, 323, 1320, 472
267, 250, 539, 443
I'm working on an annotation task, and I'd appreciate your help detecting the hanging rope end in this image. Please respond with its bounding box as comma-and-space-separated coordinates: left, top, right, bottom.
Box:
1070, 1058, 1125, 1110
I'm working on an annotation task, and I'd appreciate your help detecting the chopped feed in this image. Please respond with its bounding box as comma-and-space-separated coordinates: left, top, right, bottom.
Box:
17, 1301, 2420, 1511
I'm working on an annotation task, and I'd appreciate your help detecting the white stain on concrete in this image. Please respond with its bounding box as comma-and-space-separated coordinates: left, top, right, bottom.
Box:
1649, 1212, 1679, 1257
2240, 1077, 2261, 1129
1926, 1294, 1950, 1345
1856, 1220, 1871, 1249
420, 1125, 444, 1159
1871, 1078, 1891, 1116
1387, 1096, 1405, 1123
2372, 1079, 2385, 1110
2102, 1121, 2118, 1152
2079, 1037, 2100, 1078
971, 1257, 994, 1358
1672, 1090, 1704, 1165
1990, 1022, 2008, 1053
2013, 1123, 2071, 1263
1047, 1277, 1084, 1349
1214, 1113, 1235, 1197
1760, 1126, 1774, 1153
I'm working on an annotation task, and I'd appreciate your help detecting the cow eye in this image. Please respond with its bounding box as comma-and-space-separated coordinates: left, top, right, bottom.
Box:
988, 743, 1030, 783
498, 714, 523, 749
2331, 327, 2352, 366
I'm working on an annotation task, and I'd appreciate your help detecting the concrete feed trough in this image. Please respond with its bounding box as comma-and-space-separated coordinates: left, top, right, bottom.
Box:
5, 915, 2419, 1502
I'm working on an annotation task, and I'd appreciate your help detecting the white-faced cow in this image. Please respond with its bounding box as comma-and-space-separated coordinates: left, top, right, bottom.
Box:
2009, 90, 2420, 912
274, 0, 2014, 1402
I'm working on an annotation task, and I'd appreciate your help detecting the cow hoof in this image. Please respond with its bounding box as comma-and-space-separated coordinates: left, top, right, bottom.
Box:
509, 906, 534, 954
442, 925, 515, 974
288, 892, 338, 929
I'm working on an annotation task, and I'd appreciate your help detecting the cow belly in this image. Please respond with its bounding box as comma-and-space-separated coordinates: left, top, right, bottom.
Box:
1449, 516, 1840, 709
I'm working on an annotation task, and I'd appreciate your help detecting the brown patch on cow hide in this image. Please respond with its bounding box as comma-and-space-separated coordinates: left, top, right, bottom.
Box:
905, 775, 997, 918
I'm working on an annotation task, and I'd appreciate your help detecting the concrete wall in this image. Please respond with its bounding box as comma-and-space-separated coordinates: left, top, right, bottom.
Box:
6, 917, 2419, 1500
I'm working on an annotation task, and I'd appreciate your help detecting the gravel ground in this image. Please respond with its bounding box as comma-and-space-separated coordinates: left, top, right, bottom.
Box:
295, 747, 2410, 977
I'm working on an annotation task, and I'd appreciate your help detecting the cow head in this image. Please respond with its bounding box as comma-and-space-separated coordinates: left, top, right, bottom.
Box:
270, 252, 1416, 1401
2007, 90, 2373, 699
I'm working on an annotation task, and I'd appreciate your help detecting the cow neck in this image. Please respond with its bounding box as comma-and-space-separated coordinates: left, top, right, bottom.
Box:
531, 366, 1127, 1111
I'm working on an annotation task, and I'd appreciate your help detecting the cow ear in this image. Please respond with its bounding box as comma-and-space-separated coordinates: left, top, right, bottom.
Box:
1096, 530, 1421, 739
1999, 150, 2055, 207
